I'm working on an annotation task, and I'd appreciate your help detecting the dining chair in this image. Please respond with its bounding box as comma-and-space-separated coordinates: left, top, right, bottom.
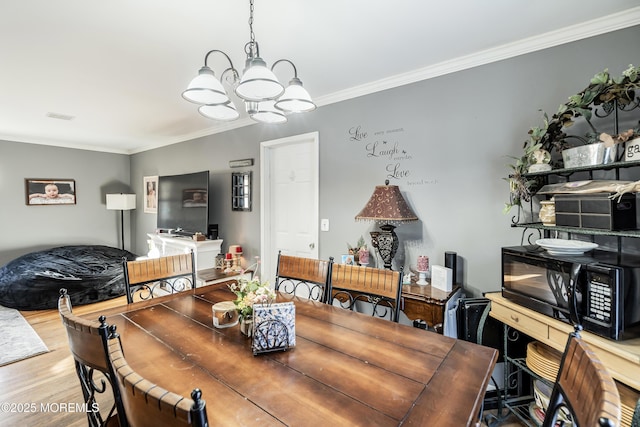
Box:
58, 288, 128, 427
106, 328, 209, 427
274, 251, 333, 303
122, 251, 196, 303
542, 325, 621, 427
458, 298, 503, 426
330, 263, 403, 322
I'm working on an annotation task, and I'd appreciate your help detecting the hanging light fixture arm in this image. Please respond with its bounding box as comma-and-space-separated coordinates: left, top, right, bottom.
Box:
271, 59, 299, 79
244, 40, 260, 60
203, 49, 239, 86
272, 59, 316, 113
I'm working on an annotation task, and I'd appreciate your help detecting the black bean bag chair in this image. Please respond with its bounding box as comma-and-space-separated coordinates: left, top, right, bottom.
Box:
0, 245, 137, 310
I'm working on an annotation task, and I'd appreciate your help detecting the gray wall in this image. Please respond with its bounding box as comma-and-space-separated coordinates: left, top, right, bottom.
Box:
131, 26, 639, 294
2, 25, 638, 297
0, 140, 131, 265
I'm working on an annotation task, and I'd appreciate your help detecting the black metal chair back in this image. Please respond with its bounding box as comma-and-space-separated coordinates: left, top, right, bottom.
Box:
329, 263, 403, 322
274, 251, 333, 303
122, 251, 196, 303
58, 288, 128, 427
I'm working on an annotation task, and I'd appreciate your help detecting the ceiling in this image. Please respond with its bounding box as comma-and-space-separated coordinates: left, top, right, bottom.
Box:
2, 1, 639, 155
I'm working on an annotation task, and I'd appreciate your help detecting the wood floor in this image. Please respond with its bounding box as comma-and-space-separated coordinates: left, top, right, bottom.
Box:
0, 295, 526, 426
0, 296, 126, 426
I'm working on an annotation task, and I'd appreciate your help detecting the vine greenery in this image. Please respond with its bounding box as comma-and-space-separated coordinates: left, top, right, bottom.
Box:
504, 64, 640, 214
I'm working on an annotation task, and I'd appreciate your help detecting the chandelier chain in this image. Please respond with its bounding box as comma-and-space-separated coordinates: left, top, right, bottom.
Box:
248, 0, 255, 44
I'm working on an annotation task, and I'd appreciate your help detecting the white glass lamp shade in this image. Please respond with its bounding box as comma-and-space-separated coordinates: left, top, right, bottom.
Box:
274, 77, 316, 113
199, 102, 240, 121
106, 194, 136, 210
182, 66, 230, 105
251, 100, 287, 124
235, 57, 284, 102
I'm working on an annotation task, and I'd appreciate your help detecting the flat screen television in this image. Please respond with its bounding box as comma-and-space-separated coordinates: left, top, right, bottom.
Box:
157, 171, 209, 236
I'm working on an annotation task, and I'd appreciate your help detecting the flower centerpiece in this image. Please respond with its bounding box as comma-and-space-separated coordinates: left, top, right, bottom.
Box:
228, 277, 276, 336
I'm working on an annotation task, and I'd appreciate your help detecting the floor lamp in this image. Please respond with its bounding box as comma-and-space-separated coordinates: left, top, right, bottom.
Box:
355, 181, 418, 270
106, 194, 136, 250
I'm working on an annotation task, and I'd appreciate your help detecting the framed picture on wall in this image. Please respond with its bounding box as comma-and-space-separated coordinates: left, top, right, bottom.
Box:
143, 176, 158, 213
25, 179, 76, 205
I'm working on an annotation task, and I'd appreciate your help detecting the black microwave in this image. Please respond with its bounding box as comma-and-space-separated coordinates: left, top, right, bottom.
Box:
501, 245, 640, 340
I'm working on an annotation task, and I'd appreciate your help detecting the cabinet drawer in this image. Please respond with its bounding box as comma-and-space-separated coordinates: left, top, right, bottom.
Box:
402, 298, 444, 327
491, 301, 549, 340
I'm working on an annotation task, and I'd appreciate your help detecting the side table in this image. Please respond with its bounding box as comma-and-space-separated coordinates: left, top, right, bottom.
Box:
402, 282, 461, 332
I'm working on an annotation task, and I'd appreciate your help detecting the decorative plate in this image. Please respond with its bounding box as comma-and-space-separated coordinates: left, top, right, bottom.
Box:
535, 238, 598, 256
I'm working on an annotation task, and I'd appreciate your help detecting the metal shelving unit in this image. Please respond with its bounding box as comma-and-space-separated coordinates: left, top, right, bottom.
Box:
494, 325, 555, 427
501, 95, 640, 426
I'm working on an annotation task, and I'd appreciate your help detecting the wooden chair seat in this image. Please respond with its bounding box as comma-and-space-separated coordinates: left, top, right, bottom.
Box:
122, 251, 196, 303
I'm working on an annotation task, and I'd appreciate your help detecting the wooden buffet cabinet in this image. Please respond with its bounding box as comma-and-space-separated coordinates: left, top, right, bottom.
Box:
487, 291, 640, 424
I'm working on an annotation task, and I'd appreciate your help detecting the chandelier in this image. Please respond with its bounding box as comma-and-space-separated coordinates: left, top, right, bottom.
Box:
182, 0, 316, 124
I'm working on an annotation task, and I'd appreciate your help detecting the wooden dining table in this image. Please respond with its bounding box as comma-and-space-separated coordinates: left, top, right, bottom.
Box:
89, 286, 498, 426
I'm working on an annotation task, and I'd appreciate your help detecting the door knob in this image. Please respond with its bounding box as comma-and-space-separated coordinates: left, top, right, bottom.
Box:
309, 243, 315, 249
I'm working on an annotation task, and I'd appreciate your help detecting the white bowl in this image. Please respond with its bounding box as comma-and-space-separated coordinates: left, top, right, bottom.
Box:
535, 238, 598, 256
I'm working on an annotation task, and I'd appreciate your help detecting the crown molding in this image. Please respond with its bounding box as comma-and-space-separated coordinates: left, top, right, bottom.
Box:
314, 7, 640, 108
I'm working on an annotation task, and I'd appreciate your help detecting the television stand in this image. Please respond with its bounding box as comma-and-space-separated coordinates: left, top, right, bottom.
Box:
146, 233, 223, 277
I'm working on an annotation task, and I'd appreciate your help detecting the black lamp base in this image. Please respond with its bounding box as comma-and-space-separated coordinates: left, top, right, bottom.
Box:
119, 209, 125, 251
370, 224, 398, 270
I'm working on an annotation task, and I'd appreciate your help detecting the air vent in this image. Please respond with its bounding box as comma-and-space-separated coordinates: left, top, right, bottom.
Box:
46, 112, 75, 121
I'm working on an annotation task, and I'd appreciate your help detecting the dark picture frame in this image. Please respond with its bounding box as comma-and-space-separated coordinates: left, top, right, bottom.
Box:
25, 178, 76, 206
232, 171, 252, 211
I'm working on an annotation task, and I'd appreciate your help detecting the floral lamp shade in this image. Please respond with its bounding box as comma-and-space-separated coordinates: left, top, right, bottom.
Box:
355, 181, 418, 270
355, 181, 418, 224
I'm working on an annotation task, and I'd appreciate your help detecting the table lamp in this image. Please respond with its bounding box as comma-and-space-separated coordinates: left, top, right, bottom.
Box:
355, 180, 418, 270
106, 193, 136, 251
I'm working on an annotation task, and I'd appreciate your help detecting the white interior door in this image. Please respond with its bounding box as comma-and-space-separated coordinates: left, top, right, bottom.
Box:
260, 132, 319, 283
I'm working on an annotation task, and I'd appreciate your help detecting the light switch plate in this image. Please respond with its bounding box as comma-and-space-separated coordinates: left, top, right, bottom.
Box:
321, 219, 329, 231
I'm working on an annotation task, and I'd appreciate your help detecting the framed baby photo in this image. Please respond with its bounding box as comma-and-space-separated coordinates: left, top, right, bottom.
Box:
25, 178, 76, 206
341, 254, 355, 265
143, 175, 158, 213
